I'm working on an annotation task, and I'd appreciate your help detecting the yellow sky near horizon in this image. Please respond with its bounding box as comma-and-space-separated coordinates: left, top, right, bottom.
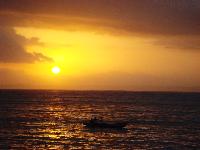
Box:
0, 26, 199, 91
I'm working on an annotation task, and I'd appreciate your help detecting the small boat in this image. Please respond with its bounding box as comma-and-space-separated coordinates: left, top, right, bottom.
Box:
83, 118, 127, 129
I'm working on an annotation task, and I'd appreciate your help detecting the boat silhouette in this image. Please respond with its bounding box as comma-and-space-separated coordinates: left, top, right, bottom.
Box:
83, 118, 127, 129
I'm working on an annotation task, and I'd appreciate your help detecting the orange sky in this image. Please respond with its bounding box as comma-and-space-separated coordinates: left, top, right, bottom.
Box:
0, 0, 200, 91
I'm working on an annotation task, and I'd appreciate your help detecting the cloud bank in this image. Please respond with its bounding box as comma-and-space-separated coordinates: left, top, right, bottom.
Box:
0, 0, 200, 36
0, 27, 53, 63
0, 0, 199, 64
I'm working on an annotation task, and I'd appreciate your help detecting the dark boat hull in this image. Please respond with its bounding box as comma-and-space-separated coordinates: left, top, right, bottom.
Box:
84, 122, 127, 129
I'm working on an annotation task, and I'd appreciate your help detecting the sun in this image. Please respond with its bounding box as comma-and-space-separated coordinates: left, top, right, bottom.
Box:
52, 66, 60, 74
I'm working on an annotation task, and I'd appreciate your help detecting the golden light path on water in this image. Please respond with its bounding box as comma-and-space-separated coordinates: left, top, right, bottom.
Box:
23, 96, 131, 149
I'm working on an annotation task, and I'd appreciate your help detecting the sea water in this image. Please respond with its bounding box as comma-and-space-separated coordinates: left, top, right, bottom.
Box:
0, 90, 200, 149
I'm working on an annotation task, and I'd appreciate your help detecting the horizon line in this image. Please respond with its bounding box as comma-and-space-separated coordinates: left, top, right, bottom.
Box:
0, 88, 200, 93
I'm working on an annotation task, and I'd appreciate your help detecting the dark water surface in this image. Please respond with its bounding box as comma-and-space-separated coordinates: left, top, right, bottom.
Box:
0, 90, 200, 149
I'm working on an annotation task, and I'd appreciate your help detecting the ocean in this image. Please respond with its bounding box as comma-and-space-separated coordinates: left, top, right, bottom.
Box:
0, 90, 200, 149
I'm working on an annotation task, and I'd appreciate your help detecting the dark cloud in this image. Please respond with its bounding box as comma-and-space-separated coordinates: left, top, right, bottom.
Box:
0, 27, 53, 63
0, 0, 200, 35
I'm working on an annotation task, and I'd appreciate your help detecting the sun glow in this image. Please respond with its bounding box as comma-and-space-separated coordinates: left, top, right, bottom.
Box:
52, 66, 60, 74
